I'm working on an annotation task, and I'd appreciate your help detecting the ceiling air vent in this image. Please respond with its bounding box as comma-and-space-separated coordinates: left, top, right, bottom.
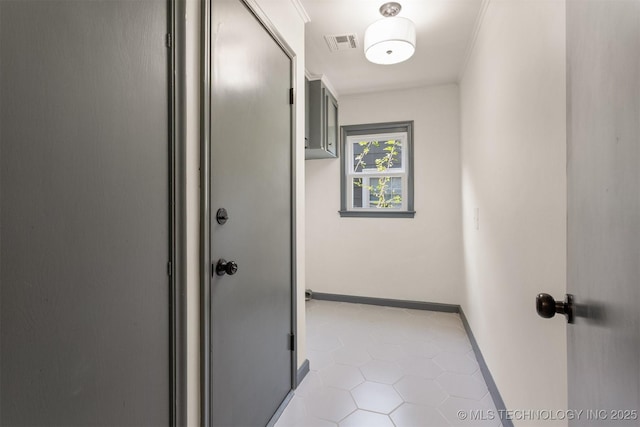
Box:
324, 34, 359, 52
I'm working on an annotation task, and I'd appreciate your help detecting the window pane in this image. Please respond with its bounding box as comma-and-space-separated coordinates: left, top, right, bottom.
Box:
352, 178, 363, 208
353, 139, 403, 172
369, 177, 403, 208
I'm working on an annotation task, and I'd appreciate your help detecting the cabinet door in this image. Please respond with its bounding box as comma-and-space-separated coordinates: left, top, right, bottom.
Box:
324, 89, 339, 157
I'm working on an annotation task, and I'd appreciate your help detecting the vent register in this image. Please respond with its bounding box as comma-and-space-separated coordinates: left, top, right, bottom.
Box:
324, 33, 358, 52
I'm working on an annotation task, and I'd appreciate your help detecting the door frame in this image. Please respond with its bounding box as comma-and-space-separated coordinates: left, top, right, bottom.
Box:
200, 0, 299, 425
169, 0, 188, 425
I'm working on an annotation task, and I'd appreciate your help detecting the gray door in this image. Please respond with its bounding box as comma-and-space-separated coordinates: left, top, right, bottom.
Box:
208, 1, 293, 426
0, 1, 171, 425
567, 1, 639, 425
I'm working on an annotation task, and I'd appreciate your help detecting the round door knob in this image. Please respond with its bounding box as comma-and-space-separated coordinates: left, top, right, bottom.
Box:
215, 259, 238, 276
536, 293, 574, 324
216, 208, 229, 225
536, 293, 557, 318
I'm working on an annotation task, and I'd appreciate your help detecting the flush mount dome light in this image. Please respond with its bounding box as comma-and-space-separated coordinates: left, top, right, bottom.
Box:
364, 2, 416, 65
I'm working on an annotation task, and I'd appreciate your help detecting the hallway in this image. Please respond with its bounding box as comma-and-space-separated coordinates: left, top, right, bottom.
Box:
276, 300, 502, 426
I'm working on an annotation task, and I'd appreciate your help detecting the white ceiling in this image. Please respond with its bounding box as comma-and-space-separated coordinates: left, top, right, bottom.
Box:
298, 0, 484, 96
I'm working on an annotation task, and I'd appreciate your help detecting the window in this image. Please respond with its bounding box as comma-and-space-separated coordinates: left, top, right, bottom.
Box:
340, 121, 415, 218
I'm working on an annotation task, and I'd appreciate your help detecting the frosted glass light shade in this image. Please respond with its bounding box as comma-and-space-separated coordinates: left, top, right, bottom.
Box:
364, 16, 416, 65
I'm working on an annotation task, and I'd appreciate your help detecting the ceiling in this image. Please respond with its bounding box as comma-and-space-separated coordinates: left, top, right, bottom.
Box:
298, 0, 484, 96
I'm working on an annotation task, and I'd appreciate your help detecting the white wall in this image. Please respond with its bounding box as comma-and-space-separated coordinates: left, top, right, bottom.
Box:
185, 1, 307, 425
306, 84, 464, 304
459, 1, 567, 425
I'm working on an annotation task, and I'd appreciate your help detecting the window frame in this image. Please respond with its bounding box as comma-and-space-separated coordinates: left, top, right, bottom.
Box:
339, 121, 415, 218
347, 132, 408, 210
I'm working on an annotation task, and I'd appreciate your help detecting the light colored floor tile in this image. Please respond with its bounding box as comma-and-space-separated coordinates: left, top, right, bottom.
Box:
304, 388, 357, 423
293, 416, 338, 427
400, 341, 441, 359
359, 359, 404, 384
320, 364, 365, 390
331, 345, 372, 367
370, 326, 409, 345
437, 372, 489, 400
402, 327, 435, 342
431, 312, 466, 329
467, 349, 479, 361
472, 370, 486, 384
394, 376, 448, 406
433, 352, 480, 375
312, 322, 346, 339
334, 325, 375, 346
390, 403, 451, 427
398, 356, 444, 379
275, 396, 307, 427
351, 382, 404, 414
277, 300, 501, 427
437, 337, 473, 354
308, 349, 335, 371
431, 325, 469, 341
307, 332, 343, 352
338, 409, 395, 427
295, 371, 324, 397
366, 342, 408, 362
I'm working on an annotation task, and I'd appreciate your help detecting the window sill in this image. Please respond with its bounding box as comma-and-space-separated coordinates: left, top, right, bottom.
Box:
338, 210, 416, 218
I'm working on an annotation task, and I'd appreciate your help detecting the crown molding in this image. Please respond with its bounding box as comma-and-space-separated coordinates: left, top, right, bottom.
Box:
290, 0, 311, 23
458, 0, 491, 82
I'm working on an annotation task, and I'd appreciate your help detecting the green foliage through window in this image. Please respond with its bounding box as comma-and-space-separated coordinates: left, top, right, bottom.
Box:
353, 139, 403, 208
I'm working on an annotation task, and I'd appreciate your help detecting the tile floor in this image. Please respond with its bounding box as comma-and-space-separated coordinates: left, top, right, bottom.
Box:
275, 300, 502, 427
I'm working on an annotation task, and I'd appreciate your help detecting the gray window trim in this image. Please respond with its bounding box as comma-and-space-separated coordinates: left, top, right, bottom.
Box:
339, 121, 415, 218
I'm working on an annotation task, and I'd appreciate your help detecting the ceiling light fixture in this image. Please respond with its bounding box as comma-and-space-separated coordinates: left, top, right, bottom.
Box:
364, 2, 416, 65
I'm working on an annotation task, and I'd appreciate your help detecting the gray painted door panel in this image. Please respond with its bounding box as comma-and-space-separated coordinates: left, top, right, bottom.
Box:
209, 1, 293, 426
567, 1, 640, 424
1, 1, 170, 425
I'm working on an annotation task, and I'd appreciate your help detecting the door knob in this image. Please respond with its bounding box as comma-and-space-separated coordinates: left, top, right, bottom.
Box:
536, 293, 574, 324
216, 208, 229, 225
215, 259, 238, 276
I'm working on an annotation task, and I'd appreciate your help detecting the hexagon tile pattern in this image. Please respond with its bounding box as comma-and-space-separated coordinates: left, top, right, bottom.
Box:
275, 300, 503, 427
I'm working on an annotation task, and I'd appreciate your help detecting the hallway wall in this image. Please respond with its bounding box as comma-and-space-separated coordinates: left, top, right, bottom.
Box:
459, 1, 567, 425
306, 84, 464, 304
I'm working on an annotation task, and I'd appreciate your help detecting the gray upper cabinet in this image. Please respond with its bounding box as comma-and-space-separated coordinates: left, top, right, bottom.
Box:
306, 78, 339, 159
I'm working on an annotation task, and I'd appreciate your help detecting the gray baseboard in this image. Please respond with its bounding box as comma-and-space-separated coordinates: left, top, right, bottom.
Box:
267, 359, 310, 426
311, 292, 459, 313
457, 309, 514, 427
266, 390, 294, 427
309, 292, 512, 427
296, 359, 310, 388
